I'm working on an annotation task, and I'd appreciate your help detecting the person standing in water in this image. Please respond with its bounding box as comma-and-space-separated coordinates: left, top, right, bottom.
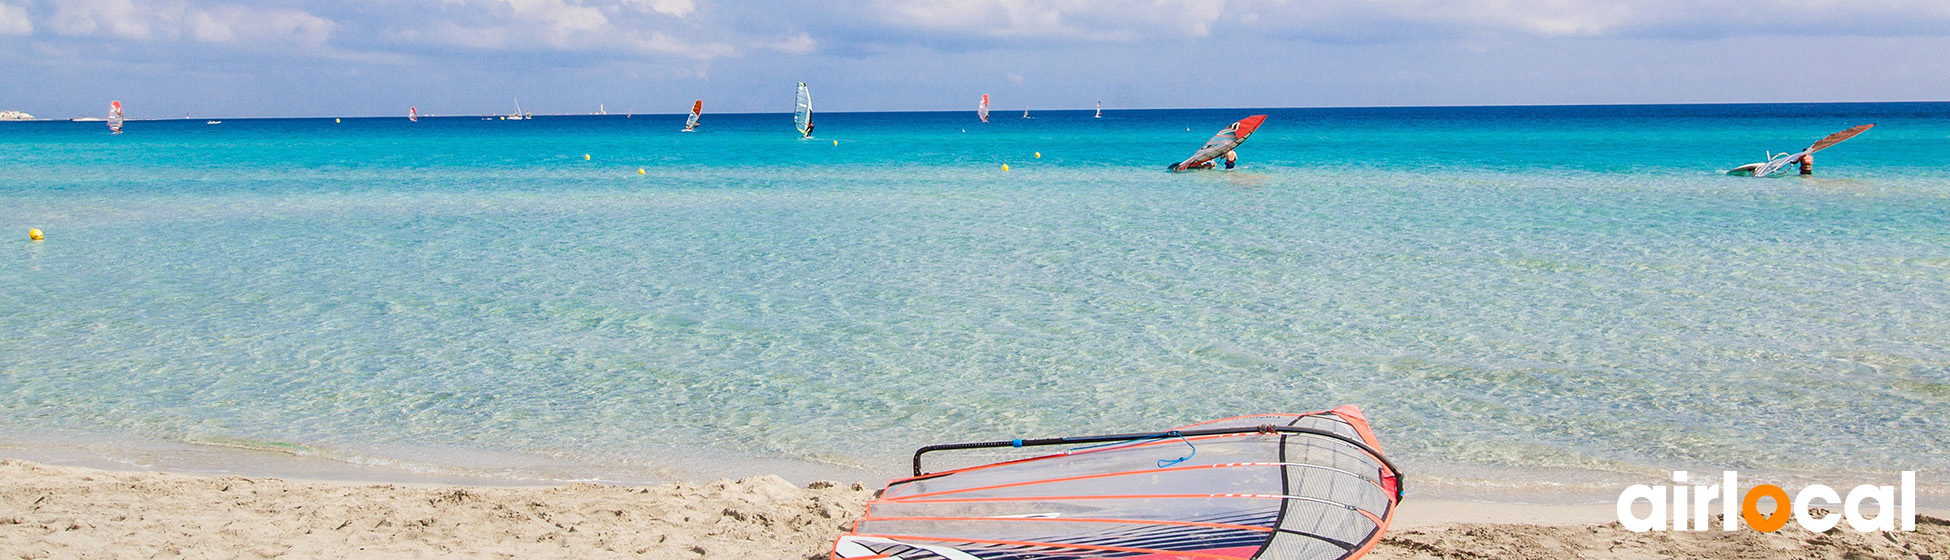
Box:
1798, 153, 1813, 175
803, 121, 814, 138
1224, 150, 1238, 170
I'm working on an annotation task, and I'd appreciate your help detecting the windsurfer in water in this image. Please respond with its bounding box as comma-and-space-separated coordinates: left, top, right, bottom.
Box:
803, 121, 814, 138
1798, 153, 1813, 175
1223, 150, 1238, 170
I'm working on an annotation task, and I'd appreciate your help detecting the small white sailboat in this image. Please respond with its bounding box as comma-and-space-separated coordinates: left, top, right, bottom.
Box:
107, 101, 123, 134
505, 98, 529, 120
1095, 101, 1102, 119
598, 103, 608, 115
1022, 107, 1030, 119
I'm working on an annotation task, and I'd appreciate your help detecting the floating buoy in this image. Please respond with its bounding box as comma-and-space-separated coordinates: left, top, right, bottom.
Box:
335, 118, 342, 123
637, 168, 646, 175
583, 154, 591, 160
1002, 164, 1010, 171
833, 140, 839, 146
1034, 152, 1041, 158
28, 228, 43, 241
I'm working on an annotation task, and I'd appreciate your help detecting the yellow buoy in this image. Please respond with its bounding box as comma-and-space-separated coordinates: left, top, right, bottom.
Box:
1002, 164, 1010, 171
1034, 152, 1041, 158
335, 118, 342, 123
637, 168, 646, 175
28, 228, 43, 241
583, 154, 591, 160
833, 140, 839, 146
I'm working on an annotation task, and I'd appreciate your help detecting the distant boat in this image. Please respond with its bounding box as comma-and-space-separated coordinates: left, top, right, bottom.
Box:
408, 107, 419, 122
683, 100, 702, 132
108, 101, 123, 134
506, 98, 529, 120
205, 120, 221, 125
598, 103, 608, 115
978, 94, 989, 123
795, 82, 813, 137
1095, 101, 1102, 119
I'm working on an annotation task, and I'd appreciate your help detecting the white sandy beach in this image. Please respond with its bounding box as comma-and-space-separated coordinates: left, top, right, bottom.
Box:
4, 459, 1945, 559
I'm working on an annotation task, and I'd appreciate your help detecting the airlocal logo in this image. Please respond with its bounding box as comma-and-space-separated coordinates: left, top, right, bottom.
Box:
1617, 471, 1916, 532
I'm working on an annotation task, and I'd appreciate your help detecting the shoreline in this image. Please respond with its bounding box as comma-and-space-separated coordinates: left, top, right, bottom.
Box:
5, 458, 1946, 559
10, 432, 1946, 509
10, 431, 1949, 508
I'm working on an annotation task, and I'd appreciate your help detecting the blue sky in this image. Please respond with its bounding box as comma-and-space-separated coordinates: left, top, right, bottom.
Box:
3, 0, 1949, 118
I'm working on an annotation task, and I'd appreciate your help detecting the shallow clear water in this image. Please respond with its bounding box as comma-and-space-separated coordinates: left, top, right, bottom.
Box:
3, 104, 1948, 493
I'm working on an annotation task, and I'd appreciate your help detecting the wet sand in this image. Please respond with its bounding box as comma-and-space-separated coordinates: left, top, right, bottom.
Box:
3, 459, 1945, 559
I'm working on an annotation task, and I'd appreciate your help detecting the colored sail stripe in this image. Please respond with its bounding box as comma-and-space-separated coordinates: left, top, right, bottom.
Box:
881, 460, 1383, 504
856, 515, 1276, 533
889, 462, 1274, 501
884, 492, 1369, 511
888, 434, 1253, 493
886, 461, 1385, 502
845, 532, 1253, 560
893, 431, 1368, 489
1176, 413, 1309, 428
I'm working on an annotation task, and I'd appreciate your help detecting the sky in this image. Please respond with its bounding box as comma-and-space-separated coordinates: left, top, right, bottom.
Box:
2, 0, 1949, 118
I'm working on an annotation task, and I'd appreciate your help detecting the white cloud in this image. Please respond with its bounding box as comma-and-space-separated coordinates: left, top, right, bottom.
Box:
842, 0, 1950, 46
40, 0, 336, 46
0, 2, 30, 35
188, 6, 334, 46
870, 0, 1225, 42
392, 0, 735, 58
46, 0, 168, 40
621, 0, 695, 17
757, 32, 816, 55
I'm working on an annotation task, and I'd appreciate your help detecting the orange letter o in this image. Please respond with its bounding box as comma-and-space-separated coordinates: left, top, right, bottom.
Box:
1743, 484, 1791, 532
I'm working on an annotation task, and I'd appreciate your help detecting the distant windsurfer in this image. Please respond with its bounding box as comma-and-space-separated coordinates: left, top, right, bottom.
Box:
1798, 154, 1812, 175
803, 121, 814, 138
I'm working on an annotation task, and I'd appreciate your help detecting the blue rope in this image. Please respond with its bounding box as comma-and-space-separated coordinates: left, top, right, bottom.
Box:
1155, 431, 1197, 468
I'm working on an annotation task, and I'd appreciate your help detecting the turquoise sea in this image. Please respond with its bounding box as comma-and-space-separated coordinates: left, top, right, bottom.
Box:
3, 103, 1948, 499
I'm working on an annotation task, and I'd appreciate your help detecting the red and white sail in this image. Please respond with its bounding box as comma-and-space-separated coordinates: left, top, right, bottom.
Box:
108, 101, 124, 134
684, 100, 702, 131
408, 107, 419, 122
978, 94, 989, 123
835, 407, 1404, 560
1173, 115, 1266, 171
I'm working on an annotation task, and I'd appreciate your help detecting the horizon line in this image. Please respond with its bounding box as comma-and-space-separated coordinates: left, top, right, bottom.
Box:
6, 99, 1945, 122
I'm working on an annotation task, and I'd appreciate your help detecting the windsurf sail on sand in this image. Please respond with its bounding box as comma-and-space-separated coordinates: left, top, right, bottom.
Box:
834, 407, 1405, 560
408, 107, 418, 122
795, 82, 813, 137
1736, 123, 1876, 177
108, 101, 123, 134
684, 100, 702, 131
978, 94, 989, 123
1171, 115, 1266, 171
